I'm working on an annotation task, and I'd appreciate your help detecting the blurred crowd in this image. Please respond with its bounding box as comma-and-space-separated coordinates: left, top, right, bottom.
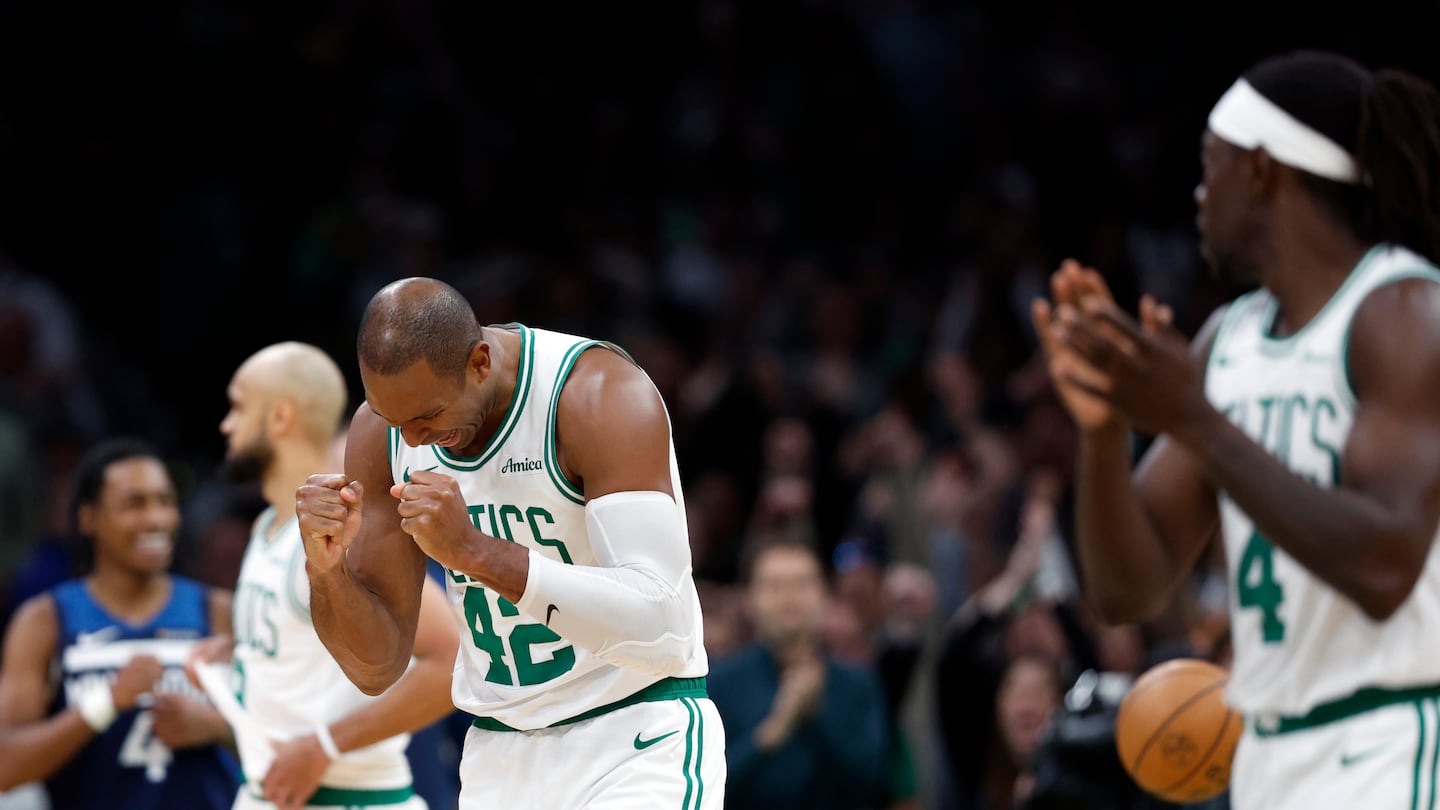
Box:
1, 1, 1435, 808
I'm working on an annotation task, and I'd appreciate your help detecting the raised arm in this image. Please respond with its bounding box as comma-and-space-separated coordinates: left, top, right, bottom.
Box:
509, 347, 702, 675
1034, 263, 1221, 624
1171, 278, 1440, 619
391, 343, 705, 671
1061, 277, 1440, 621
399, 346, 702, 676
326, 574, 460, 751
1071, 309, 1223, 624
299, 403, 430, 694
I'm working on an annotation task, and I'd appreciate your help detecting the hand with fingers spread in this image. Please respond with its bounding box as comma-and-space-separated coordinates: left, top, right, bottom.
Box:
295, 474, 365, 575
1031, 258, 1125, 430
1056, 293, 1206, 438
389, 468, 480, 572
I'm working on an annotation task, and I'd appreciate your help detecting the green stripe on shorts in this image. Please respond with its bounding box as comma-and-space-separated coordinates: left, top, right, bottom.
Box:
687, 697, 705, 809
681, 698, 696, 809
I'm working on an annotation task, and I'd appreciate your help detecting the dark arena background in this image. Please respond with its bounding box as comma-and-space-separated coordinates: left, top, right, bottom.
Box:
1, 2, 1437, 809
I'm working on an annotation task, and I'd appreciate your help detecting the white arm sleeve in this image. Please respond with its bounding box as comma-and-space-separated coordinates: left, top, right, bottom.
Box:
513, 490, 701, 677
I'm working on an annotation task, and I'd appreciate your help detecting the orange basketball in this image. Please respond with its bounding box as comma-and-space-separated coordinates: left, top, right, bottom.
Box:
1115, 657, 1242, 804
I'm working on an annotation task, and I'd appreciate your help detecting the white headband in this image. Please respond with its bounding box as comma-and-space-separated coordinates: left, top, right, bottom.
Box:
1207, 78, 1360, 184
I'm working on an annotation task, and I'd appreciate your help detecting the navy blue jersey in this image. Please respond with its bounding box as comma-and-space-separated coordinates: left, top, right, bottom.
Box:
45, 576, 239, 809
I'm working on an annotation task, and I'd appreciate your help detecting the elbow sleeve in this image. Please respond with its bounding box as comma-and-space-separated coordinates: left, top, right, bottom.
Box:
514, 491, 701, 676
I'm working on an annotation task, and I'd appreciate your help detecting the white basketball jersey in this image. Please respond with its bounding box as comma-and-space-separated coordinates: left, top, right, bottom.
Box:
232, 507, 412, 789
389, 324, 707, 730
1205, 244, 1440, 718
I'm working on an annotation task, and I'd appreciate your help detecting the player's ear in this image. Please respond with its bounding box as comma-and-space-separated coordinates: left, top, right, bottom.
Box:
467, 339, 493, 383
269, 397, 297, 437
1249, 147, 1281, 200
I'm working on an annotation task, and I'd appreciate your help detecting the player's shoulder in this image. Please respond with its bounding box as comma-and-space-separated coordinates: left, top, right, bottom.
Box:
2, 590, 60, 655
1352, 244, 1440, 316
10, 590, 59, 628
346, 402, 394, 457
1190, 299, 1242, 364
343, 403, 403, 488
349, 401, 389, 436
1203, 286, 1273, 331
1351, 268, 1440, 340
559, 343, 662, 419
1347, 265, 1440, 399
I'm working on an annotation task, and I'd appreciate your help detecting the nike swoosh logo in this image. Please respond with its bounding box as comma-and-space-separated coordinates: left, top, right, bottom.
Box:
402, 465, 439, 483
76, 627, 120, 645
1340, 744, 1388, 768
633, 730, 679, 749
546, 604, 559, 626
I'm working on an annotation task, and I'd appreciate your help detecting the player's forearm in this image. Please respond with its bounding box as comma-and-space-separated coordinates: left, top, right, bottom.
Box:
450, 535, 530, 605
307, 564, 414, 695
513, 552, 700, 676
476, 492, 702, 676
1075, 425, 1182, 622
1177, 408, 1424, 620
0, 711, 97, 789
327, 652, 456, 754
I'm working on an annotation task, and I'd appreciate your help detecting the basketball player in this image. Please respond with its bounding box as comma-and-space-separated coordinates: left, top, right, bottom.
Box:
295, 277, 726, 808
1032, 51, 1440, 809
0, 437, 240, 808
195, 341, 459, 810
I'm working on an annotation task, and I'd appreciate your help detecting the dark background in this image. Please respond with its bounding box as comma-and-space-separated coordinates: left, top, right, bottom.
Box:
3, 3, 1440, 809
5, 0, 1438, 464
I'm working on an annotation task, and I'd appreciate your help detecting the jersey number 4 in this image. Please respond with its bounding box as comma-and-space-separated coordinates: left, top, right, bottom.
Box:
119, 710, 172, 782
463, 588, 576, 686
1237, 530, 1286, 644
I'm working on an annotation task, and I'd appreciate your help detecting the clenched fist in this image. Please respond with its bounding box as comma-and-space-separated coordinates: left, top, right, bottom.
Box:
390, 468, 479, 571
295, 474, 365, 574
112, 655, 164, 711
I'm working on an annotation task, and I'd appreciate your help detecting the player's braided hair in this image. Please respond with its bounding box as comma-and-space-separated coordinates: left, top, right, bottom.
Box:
1246, 50, 1440, 264
1356, 70, 1440, 265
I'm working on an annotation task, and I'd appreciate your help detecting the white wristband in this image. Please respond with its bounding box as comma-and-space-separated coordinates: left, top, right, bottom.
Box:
313, 723, 342, 761
76, 686, 117, 733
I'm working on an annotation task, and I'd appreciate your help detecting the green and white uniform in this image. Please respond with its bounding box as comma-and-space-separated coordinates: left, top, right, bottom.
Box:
1205, 244, 1440, 809
231, 508, 425, 809
390, 324, 723, 809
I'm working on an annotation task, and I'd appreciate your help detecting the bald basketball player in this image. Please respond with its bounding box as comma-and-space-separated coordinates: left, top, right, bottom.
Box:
296, 280, 726, 808
194, 341, 458, 810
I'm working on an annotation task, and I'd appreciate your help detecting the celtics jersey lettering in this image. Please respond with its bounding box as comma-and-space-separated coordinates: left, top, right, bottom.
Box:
1206, 244, 1440, 719
390, 324, 707, 729
232, 507, 412, 790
